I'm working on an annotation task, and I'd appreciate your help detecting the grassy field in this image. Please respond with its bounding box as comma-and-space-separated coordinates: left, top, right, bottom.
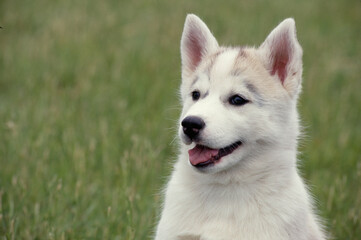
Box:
0, 0, 360, 239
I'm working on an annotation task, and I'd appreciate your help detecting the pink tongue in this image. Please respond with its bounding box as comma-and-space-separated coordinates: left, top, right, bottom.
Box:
188, 145, 219, 165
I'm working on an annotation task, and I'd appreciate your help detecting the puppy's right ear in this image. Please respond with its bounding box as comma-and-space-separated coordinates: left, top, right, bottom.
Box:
181, 14, 218, 77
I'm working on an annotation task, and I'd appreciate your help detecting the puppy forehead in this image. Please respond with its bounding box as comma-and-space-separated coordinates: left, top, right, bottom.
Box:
189, 47, 283, 99
209, 49, 239, 80
209, 48, 285, 98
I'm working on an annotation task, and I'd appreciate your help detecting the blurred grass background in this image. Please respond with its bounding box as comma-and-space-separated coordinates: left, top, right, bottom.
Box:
0, 0, 360, 239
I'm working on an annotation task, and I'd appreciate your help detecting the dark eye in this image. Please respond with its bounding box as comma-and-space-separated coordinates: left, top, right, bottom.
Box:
192, 91, 200, 101
229, 95, 249, 106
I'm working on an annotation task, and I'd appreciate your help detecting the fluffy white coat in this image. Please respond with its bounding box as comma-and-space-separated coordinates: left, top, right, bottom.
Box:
155, 14, 326, 240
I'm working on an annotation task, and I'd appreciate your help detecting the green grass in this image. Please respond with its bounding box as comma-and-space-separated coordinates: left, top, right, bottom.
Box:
0, 0, 360, 239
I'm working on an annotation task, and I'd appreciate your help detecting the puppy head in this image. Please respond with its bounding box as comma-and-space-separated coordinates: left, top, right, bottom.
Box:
179, 14, 303, 174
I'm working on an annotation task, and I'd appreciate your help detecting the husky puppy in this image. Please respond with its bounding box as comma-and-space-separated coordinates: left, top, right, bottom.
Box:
155, 14, 326, 240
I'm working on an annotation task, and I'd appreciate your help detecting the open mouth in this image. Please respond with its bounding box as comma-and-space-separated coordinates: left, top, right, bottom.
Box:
188, 141, 242, 168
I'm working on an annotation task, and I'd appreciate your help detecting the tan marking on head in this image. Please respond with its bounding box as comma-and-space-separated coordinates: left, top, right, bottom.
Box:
238, 47, 247, 58
230, 47, 289, 100
231, 48, 248, 76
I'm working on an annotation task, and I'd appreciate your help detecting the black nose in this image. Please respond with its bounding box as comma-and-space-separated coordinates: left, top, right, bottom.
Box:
181, 116, 205, 140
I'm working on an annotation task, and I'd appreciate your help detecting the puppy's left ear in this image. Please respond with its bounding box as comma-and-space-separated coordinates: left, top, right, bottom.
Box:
259, 18, 303, 97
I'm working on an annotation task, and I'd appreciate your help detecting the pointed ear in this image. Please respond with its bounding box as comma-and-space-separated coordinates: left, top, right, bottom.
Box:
181, 14, 219, 77
259, 18, 303, 97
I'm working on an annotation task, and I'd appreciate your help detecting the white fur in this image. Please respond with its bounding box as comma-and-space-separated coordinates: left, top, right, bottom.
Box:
155, 14, 326, 240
